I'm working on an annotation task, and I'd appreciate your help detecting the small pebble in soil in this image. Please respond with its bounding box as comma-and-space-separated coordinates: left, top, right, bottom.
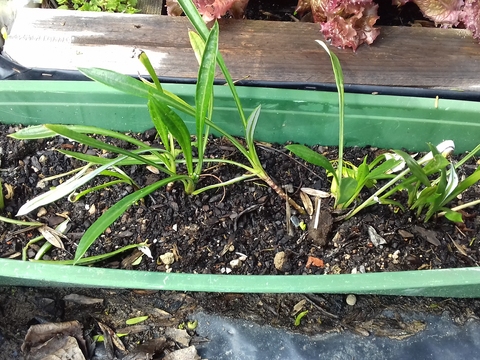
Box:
36, 207, 47, 217
346, 294, 357, 306
274, 251, 288, 272
160, 252, 175, 265
230, 259, 242, 269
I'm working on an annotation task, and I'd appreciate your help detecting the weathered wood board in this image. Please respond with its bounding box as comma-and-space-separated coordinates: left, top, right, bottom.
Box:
4, 8, 480, 91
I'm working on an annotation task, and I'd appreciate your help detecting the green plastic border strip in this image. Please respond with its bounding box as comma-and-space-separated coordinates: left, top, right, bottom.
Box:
1, 81, 480, 152
1, 81, 480, 296
1, 260, 480, 297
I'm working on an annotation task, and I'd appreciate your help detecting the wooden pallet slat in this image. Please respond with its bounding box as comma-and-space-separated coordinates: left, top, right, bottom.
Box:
4, 8, 480, 91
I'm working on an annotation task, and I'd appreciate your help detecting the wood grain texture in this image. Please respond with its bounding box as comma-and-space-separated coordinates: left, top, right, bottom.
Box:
5, 8, 480, 91
137, 0, 164, 15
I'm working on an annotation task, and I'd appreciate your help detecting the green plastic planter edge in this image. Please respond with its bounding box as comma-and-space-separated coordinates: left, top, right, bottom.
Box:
0, 81, 479, 297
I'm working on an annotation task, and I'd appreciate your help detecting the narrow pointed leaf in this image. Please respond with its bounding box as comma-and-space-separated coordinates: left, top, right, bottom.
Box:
147, 98, 170, 151
441, 164, 459, 205
423, 154, 450, 175
286, 144, 339, 184
246, 106, 262, 149
16, 158, 126, 216
367, 158, 403, 179
78, 68, 195, 117
33, 243, 145, 265
74, 175, 187, 263
337, 177, 357, 205
126, 316, 149, 325
354, 159, 370, 189
177, 0, 210, 39
177, 0, 247, 127
394, 150, 430, 187
59, 149, 168, 167
44, 124, 173, 175
444, 167, 480, 205
411, 186, 439, 210
189, 30, 205, 65
377, 198, 405, 211
316, 40, 345, 190
195, 22, 218, 174
148, 97, 194, 175
11, 125, 149, 149
138, 51, 162, 91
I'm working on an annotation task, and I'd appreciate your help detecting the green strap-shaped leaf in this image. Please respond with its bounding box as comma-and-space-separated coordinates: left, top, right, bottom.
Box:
177, 0, 247, 127
337, 177, 358, 206
194, 22, 219, 175
78, 67, 195, 118
33, 242, 146, 266
74, 175, 187, 263
138, 51, 162, 91
316, 40, 345, 197
59, 149, 168, 167
411, 186, 439, 210
148, 98, 171, 152
443, 167, 480, 205
148, 97, 194, 176
394, 150, 430, 187
354, 158, 370, 189
189, 30, 205, 65
246, 106, 262, 151
44, 124, 173, 175
286, 144, 339, 185
367, 158, 403, 180
11, 125, 150, 149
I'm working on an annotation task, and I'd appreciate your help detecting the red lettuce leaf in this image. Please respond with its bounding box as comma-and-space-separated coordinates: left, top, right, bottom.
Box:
394, 0, 480, 42
167, 0, 249, 21
409, 0, 463, 26
302, 0, 379, 50
460, 0, 480, 40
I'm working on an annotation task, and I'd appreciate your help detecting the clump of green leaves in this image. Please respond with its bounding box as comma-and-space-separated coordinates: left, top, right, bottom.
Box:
286, 42, 480, 223
353, 141, 480, 222
10, 0, 303, 264
286, 41, 402, 211
56, 0, 139, 13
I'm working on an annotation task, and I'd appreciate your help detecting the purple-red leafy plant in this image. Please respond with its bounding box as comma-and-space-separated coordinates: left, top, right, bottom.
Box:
167, 0, 480, 49
296, 0, 380, 50
461, 0, 480, 41
394, 0, 480, 41
166, 0, 249, 21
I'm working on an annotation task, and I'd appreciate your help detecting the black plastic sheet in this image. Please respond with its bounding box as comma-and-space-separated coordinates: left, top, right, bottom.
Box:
195, 311, 480, 360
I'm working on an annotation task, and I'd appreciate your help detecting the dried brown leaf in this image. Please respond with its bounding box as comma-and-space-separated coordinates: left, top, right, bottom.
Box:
300, 191, 314, 216
37, 226, 65, 250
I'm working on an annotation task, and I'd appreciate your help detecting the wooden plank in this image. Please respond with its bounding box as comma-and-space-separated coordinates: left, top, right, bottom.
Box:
137, 0, 165, 14
4, 8, 480, 91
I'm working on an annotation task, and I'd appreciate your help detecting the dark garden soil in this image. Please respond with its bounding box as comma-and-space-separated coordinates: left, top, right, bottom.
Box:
2, 124, 479, 275
1, 123, 480, 358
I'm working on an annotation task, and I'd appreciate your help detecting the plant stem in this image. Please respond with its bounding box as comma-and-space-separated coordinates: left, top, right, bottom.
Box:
0, 215, 43, 226
260, 171, 305, 214
346, 150, 438, 219
438, 199, 480, 217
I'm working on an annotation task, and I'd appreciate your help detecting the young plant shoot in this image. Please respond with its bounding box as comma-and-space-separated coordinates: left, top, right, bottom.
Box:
286, 41, 402, 211
286, 42, 480, 222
